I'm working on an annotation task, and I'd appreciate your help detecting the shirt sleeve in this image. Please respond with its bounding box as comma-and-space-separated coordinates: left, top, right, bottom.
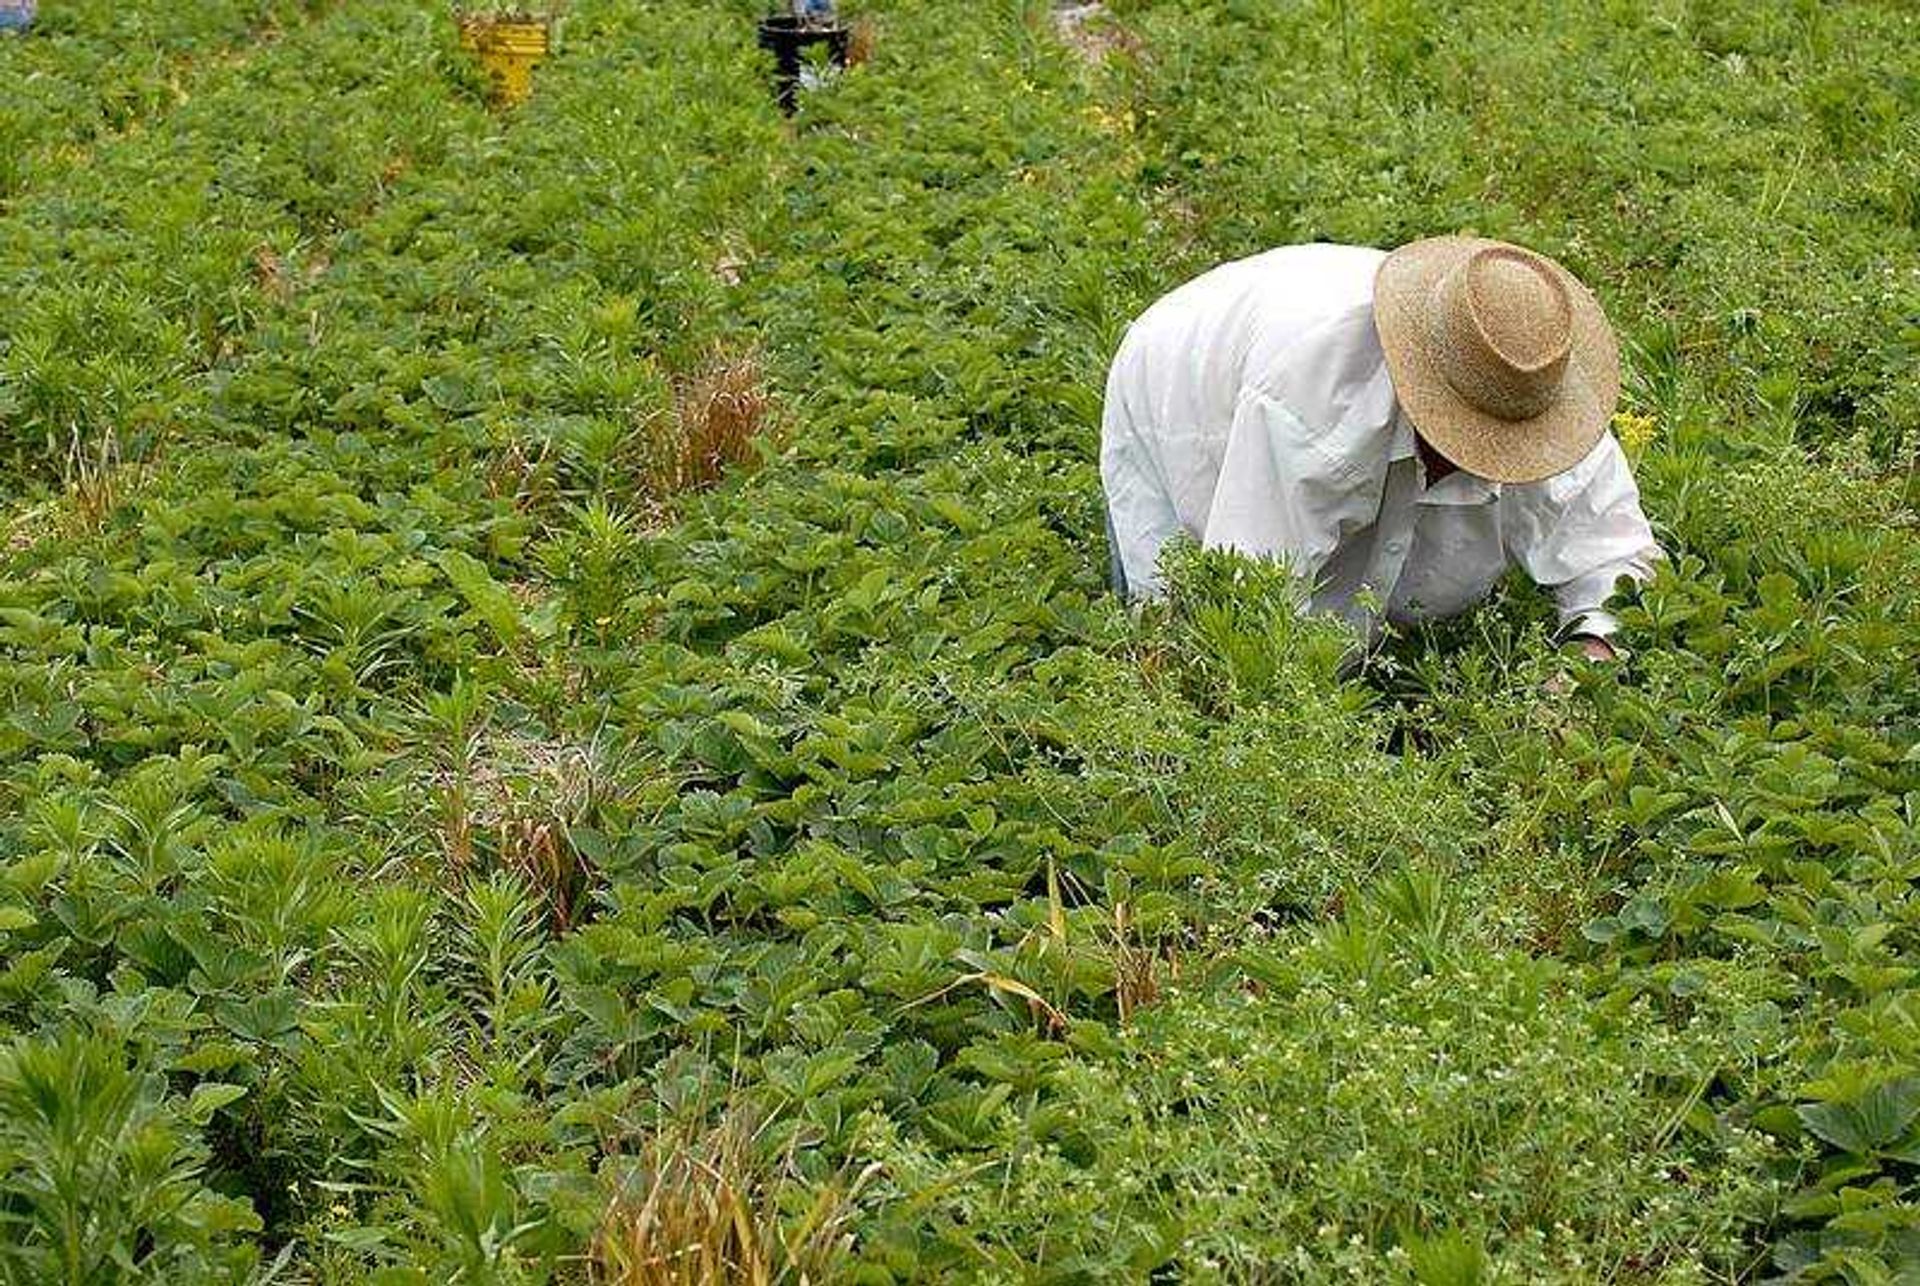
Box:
1501, 434, 1662, 639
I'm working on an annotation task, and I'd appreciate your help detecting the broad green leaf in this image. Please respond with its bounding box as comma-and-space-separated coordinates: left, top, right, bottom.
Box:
186, 1081, 250, 1123
1797, 1077, 1920, 1154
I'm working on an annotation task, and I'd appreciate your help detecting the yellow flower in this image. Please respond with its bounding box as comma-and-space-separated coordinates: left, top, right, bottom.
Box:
1612, 410, 1657, 457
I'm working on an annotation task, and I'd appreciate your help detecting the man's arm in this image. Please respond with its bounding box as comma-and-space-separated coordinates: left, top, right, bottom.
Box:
1503, 434, 1662, 657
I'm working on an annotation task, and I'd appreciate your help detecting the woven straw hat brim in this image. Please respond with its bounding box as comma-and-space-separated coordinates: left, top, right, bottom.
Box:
1374, 236, 1620, 485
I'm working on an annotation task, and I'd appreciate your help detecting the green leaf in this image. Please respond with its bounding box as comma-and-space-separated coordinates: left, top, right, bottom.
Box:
1619, 895, 1670, 938
182, 1191, 264, 1235
214, 989, 302, 1046
1666, 969, 1707, 998
185, 1081, 249, 1124
1580, 916, 1621, 944
434, 548, 526, 648
1797, 1077, 1920, 1154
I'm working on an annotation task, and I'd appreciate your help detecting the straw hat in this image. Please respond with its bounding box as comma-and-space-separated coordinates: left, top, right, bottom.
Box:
1374, 236, 1620, 484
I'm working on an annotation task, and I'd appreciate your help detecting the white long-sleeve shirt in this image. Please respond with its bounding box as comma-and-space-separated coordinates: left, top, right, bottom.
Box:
1100, 244, 1660, 641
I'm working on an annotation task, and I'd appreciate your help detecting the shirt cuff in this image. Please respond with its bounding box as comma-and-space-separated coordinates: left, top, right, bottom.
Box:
1558, 609, 1621, 641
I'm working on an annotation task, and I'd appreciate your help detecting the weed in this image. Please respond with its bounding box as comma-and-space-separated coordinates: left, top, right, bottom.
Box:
591, 1107, 873, 1286
0, 1033, 261, 1283
420, 680, 626, 929
647, 351, 777, 500
844, 15, 877, 69
60, 424, 123, 533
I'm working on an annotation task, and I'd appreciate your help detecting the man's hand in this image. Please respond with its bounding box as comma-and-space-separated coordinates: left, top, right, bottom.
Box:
1569, 634, 1618, 663
1542, 635, 1620, 696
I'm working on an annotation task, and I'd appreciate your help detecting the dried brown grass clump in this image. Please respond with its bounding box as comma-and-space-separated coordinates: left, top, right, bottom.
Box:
845, 15, 877, 68
252, 243, 329, 304
253, 245, 297, 304
1108, 898, 1173, 1024
486, 436, 559, 513
497, 810, 593, 933
436, 728, 620, 932
644, 352, 777, 500
590, 1110, 873, 1286
63, 425, 127, 534
1047, 862, 1174, 1027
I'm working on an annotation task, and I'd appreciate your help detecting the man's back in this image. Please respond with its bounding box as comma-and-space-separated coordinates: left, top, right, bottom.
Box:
1111, 243, 1388, 437
1101, 244, 1399, 600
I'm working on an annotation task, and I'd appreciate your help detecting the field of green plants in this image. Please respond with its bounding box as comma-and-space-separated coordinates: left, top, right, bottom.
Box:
1, 0, 1917, 1280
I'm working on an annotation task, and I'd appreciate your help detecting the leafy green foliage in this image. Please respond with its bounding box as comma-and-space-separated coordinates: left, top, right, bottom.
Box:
856, 874, 1781, 1279
0, 1032, 260, 1284
0, 0, 1915, 1279
0, 0, 316, 199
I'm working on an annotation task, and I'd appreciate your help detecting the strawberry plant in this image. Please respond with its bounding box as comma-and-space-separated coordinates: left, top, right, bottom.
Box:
0, 0, 1915, 1278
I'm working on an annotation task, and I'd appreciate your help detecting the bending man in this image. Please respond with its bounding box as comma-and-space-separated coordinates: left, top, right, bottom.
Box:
1100, 237, 1660, 660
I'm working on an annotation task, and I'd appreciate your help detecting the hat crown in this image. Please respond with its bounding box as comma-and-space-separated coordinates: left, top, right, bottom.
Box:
1431, 246, 1573, 421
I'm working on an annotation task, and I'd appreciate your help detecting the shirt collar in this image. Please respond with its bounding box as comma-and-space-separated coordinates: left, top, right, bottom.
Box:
1391, 409, 1500, 506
